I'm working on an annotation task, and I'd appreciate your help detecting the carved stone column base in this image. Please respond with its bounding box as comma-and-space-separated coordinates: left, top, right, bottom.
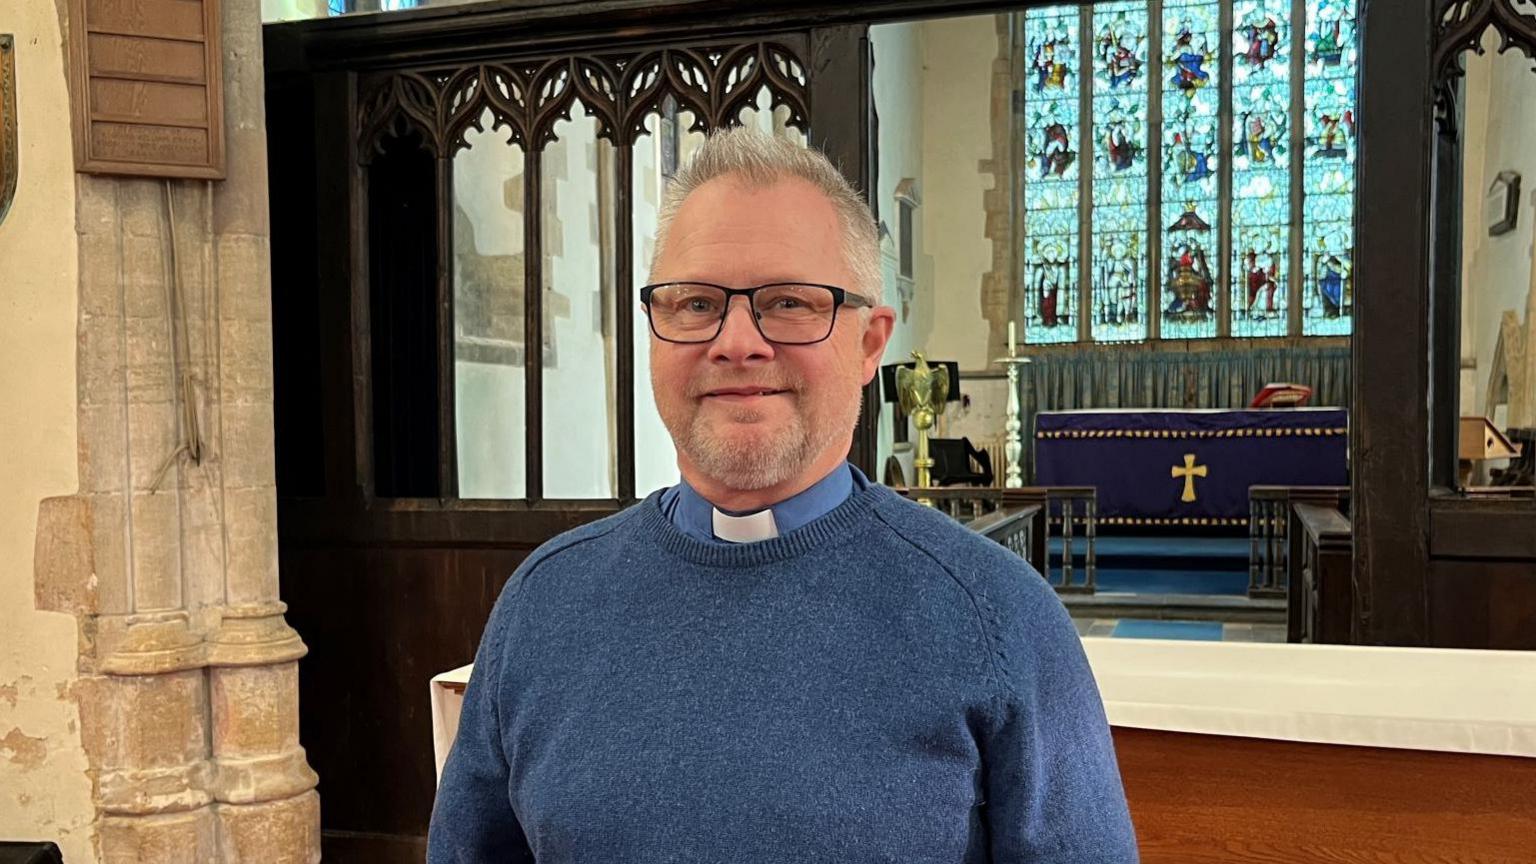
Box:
96, 612, 204, 676
216, 791, 322, 864
206, 602, 307, 668
78, 668, 210, 812
208, 671, 321, 864
99, 808, 217, 864
212, 747, 319, 806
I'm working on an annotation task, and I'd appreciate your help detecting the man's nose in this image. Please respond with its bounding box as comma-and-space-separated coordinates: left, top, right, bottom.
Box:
709, 297, 775, 364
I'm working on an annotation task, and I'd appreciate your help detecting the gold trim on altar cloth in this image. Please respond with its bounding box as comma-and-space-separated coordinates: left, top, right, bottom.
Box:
1051, 516, 1251, 527
1036, 426, 1348, 439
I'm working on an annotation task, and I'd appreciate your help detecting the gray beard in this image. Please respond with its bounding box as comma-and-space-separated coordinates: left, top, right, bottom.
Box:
673, 392, 861, 492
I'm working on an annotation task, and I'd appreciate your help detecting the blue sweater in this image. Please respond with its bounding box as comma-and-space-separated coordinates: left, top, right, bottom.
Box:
428, 482, 1138, 862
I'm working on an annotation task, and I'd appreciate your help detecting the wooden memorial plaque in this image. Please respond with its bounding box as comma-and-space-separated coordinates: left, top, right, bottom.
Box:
69, 0, 225, 178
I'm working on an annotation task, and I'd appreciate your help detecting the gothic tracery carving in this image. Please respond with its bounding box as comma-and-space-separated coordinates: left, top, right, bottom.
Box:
358, 39, 810, 159
1432, 0, 1536, 136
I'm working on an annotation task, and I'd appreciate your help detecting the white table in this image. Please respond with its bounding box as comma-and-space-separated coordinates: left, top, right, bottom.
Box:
431, 664, 473, 785
431, 640, 1536, 782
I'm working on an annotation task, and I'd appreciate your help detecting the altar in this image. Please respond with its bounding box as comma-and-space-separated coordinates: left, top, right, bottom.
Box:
1034, 408, 1348, 524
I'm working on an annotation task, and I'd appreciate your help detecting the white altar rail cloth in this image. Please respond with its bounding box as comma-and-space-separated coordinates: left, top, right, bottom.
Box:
431, 640, 1536, 782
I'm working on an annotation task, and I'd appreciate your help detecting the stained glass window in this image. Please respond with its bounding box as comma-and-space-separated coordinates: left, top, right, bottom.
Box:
1022, 7, 1082, 345
1160, 0, 1221, 340
1302, 0, 1357, 335
1091, 2, 1151, 343
1018, 0, 1358, 343
1229, 1, 1290, 338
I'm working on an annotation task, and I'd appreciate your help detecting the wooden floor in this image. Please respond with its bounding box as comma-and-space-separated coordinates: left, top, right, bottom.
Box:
1115, 728, 1536, 863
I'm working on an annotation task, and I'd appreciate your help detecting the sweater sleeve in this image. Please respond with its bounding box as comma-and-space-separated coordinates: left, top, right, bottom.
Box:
978, 574, 1140, 862
427, 573, 536, 864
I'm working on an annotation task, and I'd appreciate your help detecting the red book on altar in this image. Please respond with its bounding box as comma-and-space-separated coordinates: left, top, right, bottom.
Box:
1250, 382, 1313, 408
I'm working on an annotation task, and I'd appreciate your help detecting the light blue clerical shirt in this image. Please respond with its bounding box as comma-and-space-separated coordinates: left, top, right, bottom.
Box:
659, 462, 869, 544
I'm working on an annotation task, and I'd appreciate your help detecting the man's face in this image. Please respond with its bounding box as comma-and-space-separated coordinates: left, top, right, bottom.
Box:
648, 175, 894, 494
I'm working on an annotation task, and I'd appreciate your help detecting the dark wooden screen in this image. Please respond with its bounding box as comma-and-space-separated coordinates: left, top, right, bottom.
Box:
1420, 1, 1536, 649
265, 11, 866, 860
354, 43, 813, 503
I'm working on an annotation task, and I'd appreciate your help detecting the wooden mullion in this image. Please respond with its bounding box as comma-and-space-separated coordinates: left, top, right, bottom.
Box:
616, 144, 636, 503
1429, 111, 1463, 491
436, 155, 458, 499
311, 71, 364, 502
525, 147, 545, 503
351, 93, 377, 501
808, 24, 876, 476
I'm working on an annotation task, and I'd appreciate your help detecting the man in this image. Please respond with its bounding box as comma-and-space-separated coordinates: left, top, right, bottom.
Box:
428, 128, 1138, 862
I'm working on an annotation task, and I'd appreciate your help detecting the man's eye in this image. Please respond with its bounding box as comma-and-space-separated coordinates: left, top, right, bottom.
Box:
771, 297, 804, 310
685, 298, 718, 313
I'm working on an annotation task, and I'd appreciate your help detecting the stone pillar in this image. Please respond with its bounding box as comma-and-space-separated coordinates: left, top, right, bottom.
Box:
1504, 253, 1536, 428
980, 14, 1018, 369
33, 0, 321, 860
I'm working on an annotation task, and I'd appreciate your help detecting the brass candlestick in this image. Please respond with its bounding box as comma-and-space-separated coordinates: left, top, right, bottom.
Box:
896, 351, 950, 507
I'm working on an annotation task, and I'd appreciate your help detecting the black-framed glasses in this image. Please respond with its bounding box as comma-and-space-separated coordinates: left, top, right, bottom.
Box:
639, 282, 872, 345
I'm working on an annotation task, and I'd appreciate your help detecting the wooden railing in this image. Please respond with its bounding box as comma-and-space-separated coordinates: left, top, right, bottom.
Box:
1287, 501, 1352, 643
892, 486, 1098, 594
1048, 488, 1098, 594
1248, 485, 1349, 599
971, 504, 1043, 565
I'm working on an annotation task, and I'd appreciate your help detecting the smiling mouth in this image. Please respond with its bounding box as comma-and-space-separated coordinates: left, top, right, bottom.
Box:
702, 388, 789, 401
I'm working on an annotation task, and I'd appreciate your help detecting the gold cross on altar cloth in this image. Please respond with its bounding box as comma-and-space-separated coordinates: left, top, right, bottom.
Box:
1172, 453, 1208, 503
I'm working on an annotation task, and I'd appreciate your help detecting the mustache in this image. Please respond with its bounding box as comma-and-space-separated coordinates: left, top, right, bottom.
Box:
686, 375, 802, 398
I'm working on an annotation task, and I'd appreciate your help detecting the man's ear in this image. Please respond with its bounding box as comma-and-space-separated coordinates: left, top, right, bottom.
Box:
859, 307, 897, 384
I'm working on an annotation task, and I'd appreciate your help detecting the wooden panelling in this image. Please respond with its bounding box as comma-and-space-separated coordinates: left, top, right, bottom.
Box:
88, 0, 207, 39
1115, 727, 1536, 863
1428, 560, 1536, 650
280, 541, 530, 841
89, 78, 209, 124
1287, 501, 1352, 644
319, 829, 427, 864
1431, 499, 1536, 559
86, 33, 206, 82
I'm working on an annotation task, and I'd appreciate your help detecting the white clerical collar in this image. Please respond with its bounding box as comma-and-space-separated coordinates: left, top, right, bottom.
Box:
711, 507, 780, 543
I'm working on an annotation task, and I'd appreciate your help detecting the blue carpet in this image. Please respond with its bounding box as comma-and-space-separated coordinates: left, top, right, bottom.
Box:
1046, 533, 1251, 596
1111, 619, 1224, 641
1048, 567, 1249, 596
1050, 535, 1250, 571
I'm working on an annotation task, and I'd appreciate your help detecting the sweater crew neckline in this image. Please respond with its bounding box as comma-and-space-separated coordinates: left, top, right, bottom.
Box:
637, 481, 894, 568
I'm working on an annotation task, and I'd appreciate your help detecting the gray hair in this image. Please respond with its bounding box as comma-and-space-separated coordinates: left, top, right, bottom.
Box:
651, 126, 882, 305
